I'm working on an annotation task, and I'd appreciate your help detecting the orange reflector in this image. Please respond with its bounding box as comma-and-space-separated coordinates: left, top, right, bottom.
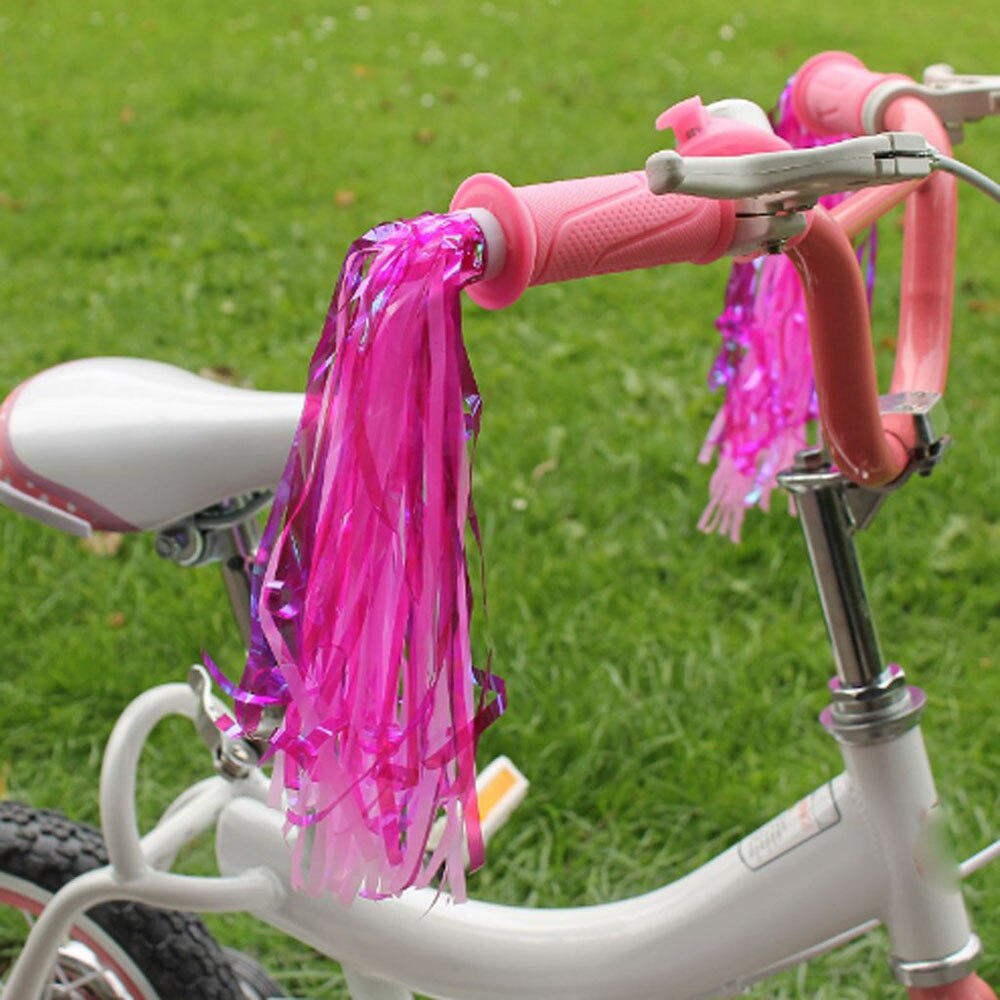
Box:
478, 764, 519, 823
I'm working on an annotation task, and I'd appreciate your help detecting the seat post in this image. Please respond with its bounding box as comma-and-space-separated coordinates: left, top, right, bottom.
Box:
154, 493, 268, 651
217, 516, 260, 650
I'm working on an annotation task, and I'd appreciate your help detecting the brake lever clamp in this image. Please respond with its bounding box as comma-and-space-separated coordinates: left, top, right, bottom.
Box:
864, 65, 1000, 143
725, 204, 807, 259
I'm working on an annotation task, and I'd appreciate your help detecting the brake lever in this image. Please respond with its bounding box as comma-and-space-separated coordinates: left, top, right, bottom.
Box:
645, 132, 935, 212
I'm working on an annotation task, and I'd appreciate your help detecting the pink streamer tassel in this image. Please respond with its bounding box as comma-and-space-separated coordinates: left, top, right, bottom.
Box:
208, 212, 504, 902
699, 81, 877, 542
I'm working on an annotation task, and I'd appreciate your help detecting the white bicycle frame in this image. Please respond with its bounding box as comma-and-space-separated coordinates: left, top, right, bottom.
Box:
3, 657, 995, 1000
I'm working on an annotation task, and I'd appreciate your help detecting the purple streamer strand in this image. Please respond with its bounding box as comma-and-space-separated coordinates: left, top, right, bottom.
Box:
207, 212, 503, 903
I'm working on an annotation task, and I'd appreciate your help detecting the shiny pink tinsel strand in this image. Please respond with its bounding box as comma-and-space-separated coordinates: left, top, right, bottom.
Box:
208, 212, 504, 903
699, 82, 877, 542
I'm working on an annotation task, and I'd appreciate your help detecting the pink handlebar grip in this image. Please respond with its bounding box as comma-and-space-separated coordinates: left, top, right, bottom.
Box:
451, 171, 734, 309
791, 51, 909, 136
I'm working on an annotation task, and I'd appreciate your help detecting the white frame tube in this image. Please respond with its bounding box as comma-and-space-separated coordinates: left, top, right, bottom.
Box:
215, 773, 889, 1000
838, 724, 974, 970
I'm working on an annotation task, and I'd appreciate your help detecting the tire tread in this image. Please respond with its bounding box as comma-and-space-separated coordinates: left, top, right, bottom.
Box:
0, 800, 242, 1000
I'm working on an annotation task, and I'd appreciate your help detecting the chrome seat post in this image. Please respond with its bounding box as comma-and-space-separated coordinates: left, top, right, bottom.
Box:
216, 516, 261, 650
154, 492, 269, 650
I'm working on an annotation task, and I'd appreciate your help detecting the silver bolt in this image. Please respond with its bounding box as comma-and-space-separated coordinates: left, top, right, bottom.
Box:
795, 446, 826, 472
155, 534, 179, 559
216, 740, 258, 780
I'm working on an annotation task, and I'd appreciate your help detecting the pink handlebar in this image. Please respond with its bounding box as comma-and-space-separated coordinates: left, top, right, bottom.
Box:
789, 54, 957, 488
787, 209, 911, 486
791, 51, 909, 136
451, 53, 958, 491
450, 171, 734, 309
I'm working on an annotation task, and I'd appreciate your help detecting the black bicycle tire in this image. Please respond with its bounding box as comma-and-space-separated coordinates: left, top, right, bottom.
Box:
0, 799, 243, 1000
222, 946, 285, 1000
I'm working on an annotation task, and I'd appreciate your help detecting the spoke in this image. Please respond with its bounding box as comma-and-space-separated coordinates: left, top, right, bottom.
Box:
62, 953, 120, 998
54, 963, 105, 992
2, 906, 123, 1000
53, 960, 69, 987
49, 962, 66, 996
961, 837, 1000, 878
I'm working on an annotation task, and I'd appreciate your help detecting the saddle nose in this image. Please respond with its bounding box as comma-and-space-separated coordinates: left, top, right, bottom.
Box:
0, 357, 303, 534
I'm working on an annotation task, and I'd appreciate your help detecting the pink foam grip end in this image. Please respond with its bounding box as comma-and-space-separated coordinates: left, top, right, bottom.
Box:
791, 51, 909, 136
451, 171, 733, 309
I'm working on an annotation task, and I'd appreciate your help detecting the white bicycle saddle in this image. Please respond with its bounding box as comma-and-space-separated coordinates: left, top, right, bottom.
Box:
0, 358, 303, 536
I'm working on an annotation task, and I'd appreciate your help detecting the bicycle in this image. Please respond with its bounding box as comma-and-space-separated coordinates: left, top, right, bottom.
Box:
1, 50, 999, 998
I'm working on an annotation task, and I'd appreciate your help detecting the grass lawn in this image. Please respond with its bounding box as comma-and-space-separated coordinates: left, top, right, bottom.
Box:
2, 1, 999, 996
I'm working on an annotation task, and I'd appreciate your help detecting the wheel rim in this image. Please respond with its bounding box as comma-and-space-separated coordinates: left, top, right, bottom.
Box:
0, 875, 158, 999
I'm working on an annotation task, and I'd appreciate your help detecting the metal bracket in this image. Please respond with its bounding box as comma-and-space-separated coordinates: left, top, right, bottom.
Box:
187, 664, 260, 780
877, 389, 952, 488
806, 392, 946, 532
728, 206, 808, 258
154, 492, 271, 569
